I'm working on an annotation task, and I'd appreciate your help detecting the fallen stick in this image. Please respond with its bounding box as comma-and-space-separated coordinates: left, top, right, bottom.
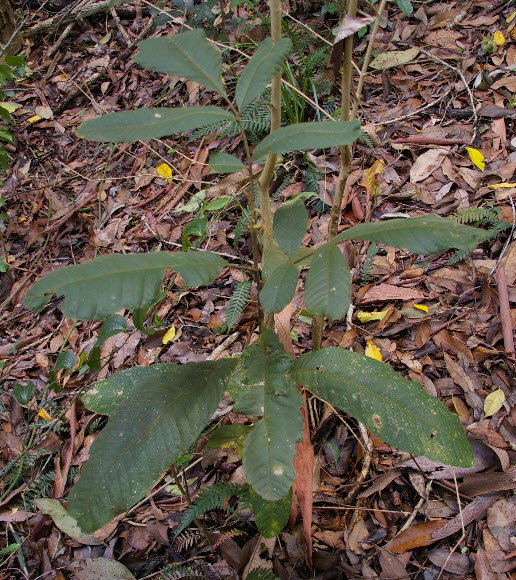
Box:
495, 266, 515, 357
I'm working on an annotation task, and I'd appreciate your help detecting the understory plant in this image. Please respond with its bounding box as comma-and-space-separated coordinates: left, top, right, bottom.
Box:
24, 23, 487, 539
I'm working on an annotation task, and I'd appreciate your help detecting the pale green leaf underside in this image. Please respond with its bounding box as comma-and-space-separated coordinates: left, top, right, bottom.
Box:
304, 243, 351, 321
252, 120, 361, 160
210, 152, 245, 174
236, 37, 292, 112
332, 215, 487, 254
292, 348, 474, 467
249, 487, 292, 538
273, 198, 308, 258
236, 331, 303, 501
24, 251, 227, 321
135, 30, 227, 96
68, 359, 236, 533
259, 262, 299, 314
77, 107, 234, 143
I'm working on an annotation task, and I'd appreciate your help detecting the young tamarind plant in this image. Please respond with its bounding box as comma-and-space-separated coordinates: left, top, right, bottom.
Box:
24, 26, 487, 539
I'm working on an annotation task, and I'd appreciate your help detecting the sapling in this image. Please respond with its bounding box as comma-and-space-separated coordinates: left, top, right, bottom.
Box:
24, 24, 487, 541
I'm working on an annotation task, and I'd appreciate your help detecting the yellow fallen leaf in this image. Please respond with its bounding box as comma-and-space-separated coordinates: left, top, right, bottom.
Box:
484, 388, 505, 417
0, 102, 21, 113
489, 183, 516, 189
413, 304, 429, 313
157, 162, 174, 183
162, 326, 177, 344
357, 310, 388, 323
27, 115, 42, 124
365, 341, 382, 361
493, 30, 505, 45
466, 147, 485, 171
38, 408, 52, 421
506, 9, 516, 24
361, 160, 385, 198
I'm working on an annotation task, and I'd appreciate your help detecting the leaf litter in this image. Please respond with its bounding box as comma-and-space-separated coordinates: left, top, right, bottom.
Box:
1, 0, 516, 578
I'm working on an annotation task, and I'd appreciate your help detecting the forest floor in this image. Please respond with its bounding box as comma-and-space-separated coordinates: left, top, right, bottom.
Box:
1, 0, 516, 578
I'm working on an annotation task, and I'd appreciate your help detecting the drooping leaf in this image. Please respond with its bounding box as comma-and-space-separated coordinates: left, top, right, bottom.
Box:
24, 251, 227, 321
236, 37, 292, 112
77, 107, 234, 143
259, 262, 299, 313
252, 120, 361, 161
209, 152, 245, 174
331, 215, 487, 254
68, 359, 236, 533
291, 348, 474, 467
134, 30, 227, 97
304, 243, 351, 321
273, 198, 308, 257
236, 330, 303, 500
249, 486, 292, 538
96, 314, 127, 345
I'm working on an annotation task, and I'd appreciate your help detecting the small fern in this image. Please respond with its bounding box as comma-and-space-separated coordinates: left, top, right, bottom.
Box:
174, 482, 246, 536
359, 130, 374, 148
211, 528, 245, 550
246, 568, 280, 580
174, 529, 200, 552
160, 564, 208, 580
220, 280, 252, 333
360, 242, 378, 286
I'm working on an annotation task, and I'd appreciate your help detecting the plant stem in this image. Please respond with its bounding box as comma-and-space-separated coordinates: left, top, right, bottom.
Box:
312, 0, 357, 351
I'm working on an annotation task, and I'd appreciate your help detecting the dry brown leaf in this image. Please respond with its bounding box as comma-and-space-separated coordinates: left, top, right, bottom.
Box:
385, 519, 445, 553
410, 148, 450, 183
360, 283, 424, 303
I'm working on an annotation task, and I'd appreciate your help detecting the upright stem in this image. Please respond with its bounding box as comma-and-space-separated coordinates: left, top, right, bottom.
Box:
311, 0, 357, 350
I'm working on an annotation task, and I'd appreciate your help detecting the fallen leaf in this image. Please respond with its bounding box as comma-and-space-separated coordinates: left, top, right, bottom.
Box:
365, 341, 382, 361
156, 163, 173, 183
410, 148, 449, 183
360, 283, 425, 303
67, 558, 135, 579
484, 388, 505, 417
370, 48, 420, 70
385, 519, 445, 553
334, 14, 376, 42
357, 310, 388, 322
466, 147, 485, 171
162, 326, 177, 345
493, 30, 505, 45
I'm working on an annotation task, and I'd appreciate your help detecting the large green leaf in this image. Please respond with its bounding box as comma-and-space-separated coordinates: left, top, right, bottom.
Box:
209, 152, 245, 174
68, 359, 236, 533
76, 107, 234, 142
249, 487, 292, 538
252, 120, 361, 161
24, 251, 227, 321
236, 37, 292, 112
235, 330, 303, 501
291, 348, 474, 467
259, 262, 299, 314
273, 198, 308, 257
304, 243, 351, 321
331, 215, 487, 254
134, 29, 227, 97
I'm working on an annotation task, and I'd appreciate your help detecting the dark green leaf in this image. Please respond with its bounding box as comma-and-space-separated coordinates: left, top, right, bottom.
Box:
261, 246, 289, 281
209, 152, 245, 174
206, 424, 252, 448
236, 37, 292, 112
273, 198, 308, 257
135, 30, 227, 96
259, 262, 299, 313
55, 350, 76, 371
304, 243, 351, 321
77, 107, 234, 143
396, 0, 413, 16
331, 215, 487, 254
96, 314, 127, 346
24, 251, 227, 321
252, 120, 361, 160
68, 359, 236, 532
12, 382, 35, 406
236, 330, 303, 500
291, 348, 474, 467
249, 487, 291, 538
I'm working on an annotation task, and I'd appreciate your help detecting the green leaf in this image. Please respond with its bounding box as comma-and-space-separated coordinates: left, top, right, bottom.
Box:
236, 37, 292, 112
246, 568, 280, 580
209, 152, 245, 174
252, 120, 361, 161
291, 348, 474, 467
304, 243, 351, 321
68, 359, 236, 533
134, 29, 227, 97
396, 0, 413, 16
273, 198, 308, 257
259, 262, 299, 313
331, 215, 487, 254
24, 251, 227, 321
249, 487, 291, 538
261, 246, 289, 281
12, 382, 35, 406
76, 107, 234, 142
96, 314, 127, 346
236, 330, 303, 500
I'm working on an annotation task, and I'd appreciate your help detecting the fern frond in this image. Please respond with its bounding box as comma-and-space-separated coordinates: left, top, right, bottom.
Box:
160, 564, 208, 580
220, 280, 252, 333
359, 130, 374, 149
360, 242, 378, 286
174, 529, 201, 552
174, 482, 245, 536
211, 528, 245, 550
246, 568, 280, 580
453, 206, 498, 225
